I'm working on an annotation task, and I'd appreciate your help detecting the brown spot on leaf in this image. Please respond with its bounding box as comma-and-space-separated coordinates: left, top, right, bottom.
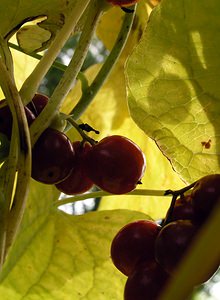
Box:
201, 139, 211, 149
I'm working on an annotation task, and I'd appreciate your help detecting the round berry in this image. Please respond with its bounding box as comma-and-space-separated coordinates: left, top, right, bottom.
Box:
124, 261, 169, 300
191, 174, 220, 223
166, 194, 194, 222
111, 220, 160, 276
0, 100, 35, 140
107, 0, 139, 7
55, 141, 94, 194
84, 135, 146, 194
31, 128, 75, 184
155, 220, 197, 274
27, 93, 49, 116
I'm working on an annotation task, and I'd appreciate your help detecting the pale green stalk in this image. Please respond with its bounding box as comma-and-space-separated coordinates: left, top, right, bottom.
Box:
54, 188, 168, 207
71, 5, 136, 120
30, 0, 103, 145
19, 0, 91, 105
0, 57, 32, 261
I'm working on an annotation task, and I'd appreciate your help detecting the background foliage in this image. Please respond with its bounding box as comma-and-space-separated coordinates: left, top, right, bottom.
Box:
0, 0, 219, 299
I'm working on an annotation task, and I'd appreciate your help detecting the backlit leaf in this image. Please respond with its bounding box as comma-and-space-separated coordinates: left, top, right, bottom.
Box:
126, 0, 220, 183
0, 207, 148, 300
0, 0, 88, 52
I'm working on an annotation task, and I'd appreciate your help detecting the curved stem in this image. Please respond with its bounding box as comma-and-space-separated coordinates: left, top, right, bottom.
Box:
67, 117, 97, 145
71, 4, 137, 120
9, 42, 67, 72
163, 181, 197, 225
19, 0, 91, 105
54, 188, 168, 208
0, 38, 13, 76
30, 0, 103, 145
0, 57, 32, 262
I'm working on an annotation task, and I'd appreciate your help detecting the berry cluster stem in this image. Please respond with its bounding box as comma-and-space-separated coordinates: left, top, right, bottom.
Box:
67, 117, 97, 145
54, 188, 168, 208
71, 4, 137, 120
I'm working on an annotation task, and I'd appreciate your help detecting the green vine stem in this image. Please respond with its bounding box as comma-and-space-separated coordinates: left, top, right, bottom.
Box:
0, 57, 32, 263
8, 42, 67, 72
30, 0, 103, 145
19, 0, 91, 105
54, 188, 168, 208
71, 5, 137, 120
162, 181, 197, 225
160, 201, 220, 300
54, 180, 197, 209
67, 117, 97, 145
0, 37, 14, 75
0, 40, 18, 261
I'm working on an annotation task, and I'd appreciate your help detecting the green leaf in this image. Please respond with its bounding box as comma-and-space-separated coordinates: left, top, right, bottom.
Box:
0, 0, 87, 52
126, 0, 220, 183
0, 38, 38, 98
0, 207, 148, 300
16, 25, 51, 54
96, 2, 148, 58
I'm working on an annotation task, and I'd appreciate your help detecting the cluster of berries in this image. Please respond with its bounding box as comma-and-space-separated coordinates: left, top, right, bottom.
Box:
110, 174, 220, 300
0, 94, 146, 195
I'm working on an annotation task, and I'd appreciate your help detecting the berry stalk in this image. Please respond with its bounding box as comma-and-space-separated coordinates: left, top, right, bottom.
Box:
71, 4, 137, 120
53, 188, 168, 207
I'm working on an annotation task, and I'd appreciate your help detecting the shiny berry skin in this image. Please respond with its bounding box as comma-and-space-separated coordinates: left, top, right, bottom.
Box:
0, 100, 35, 140
191, 174, 220, 223
31, 128, 75, 184
111, 220, 161, 276
166, 194, 194, 222
84, 135, 146, 194
27, 93, 49, 116
124, 261, 169, 300
155, 220, 197, 275
107, 0, 139, 7
55, 141, 94, 194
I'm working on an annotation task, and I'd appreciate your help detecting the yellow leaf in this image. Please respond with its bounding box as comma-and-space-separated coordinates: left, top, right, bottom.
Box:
96, 1, 149, 60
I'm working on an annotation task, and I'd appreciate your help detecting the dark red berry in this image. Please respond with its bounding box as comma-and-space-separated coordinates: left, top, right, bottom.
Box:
107, 0, 139, 7
31, 128, 75, 184
155, 220, 197, 275
24, 106, 36, 125
124, 261, 169, 300
27, 93, 49, 116
166, 194, 194, 222
111, 220, 160, 276
191, 174, 220, 223
84, 135, 146, 194
55, 141, 94, 194
0, 100, 35, 140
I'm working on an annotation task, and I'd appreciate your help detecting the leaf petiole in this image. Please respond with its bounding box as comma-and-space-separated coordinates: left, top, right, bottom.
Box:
54, 188, 169, 208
